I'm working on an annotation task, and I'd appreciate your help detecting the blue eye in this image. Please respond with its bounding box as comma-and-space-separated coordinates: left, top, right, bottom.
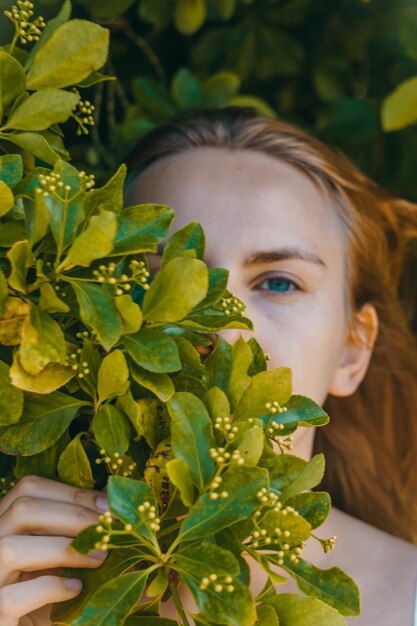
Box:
255, 275, 300, 295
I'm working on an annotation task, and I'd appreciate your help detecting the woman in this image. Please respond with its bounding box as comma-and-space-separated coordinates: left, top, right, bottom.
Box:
0, 107, 416, 625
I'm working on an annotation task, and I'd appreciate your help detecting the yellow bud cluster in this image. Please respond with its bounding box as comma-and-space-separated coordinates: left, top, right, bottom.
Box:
213, 416, 239, 440
199, 573, 235, 593
64, 352, 90, 378
93, 263, 132, 296
95, 448, 136, 477
4, 1, 45, 45
137, 501, 160, 532
220, 293, 246, 316
0, 476, 16, 497
319, 535, 337, 553
209, 446, 244, 466
265, 401, 288, 415
129, 259, 151, 290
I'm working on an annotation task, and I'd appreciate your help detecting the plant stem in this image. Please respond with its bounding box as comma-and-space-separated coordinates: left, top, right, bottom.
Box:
170, 583, 191, 626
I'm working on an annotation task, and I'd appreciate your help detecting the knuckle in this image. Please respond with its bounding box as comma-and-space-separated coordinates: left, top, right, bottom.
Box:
73, 489, 92, 507
14, 475, 41, 497
76, 506, 96, 527
9, 495, 32, 520
0, 536, 18, 566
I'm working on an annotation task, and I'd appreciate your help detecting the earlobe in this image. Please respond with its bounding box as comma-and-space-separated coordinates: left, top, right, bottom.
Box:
328, 303, 379, 397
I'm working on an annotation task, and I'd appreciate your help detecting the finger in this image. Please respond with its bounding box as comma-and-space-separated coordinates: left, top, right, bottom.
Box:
0, 496, 103, 539
0, 575, 83, 623
0, 535, 108, 586
0, 475, 108, 519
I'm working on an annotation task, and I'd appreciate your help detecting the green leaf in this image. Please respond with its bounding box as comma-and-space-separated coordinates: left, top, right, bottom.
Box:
24, 190, 50, 245
122, 327, 181, 373
204, 337, 232, 392
131, 77, 176, 119
147, 568, 168, 597
83, 164, 127, 220
166, 457, 195, 507
14, 431, 70, 481
255, 605, 280, 626
178, 465, 268, 542
171, 68, 202, 108
97, 349, 130, 404
130, 363, 175, 402
115, 295, 143, 334
0, 269, 7, 317
247, 337, 268, 376
282, 558, 360, 617
161, 221, 205, 269
261, 507, 311, 546
2, 131, 61, 165
0, 51, 26, 118
125, 619, 177, 626
234, 367, 292, 421
167, 391, 216, 489
51, 548, 141, 624
0, 154, 23, 187
202, 71, 241, 107
19, 305, 67, 375
0, 360, 24, 427
70, 281, 122, 351
58, 432, 95, 488
286, 492, 331, 530
26, 20, 110, 89
228, 95, 276, 117
107, 475, 158, 540
175, 543, 256, 626
235, 424, 264, 465
260, 454, 307, 493
266, 593, 346, 626
39, 282, 70, 313
174, 0, 207, 35
0, 180, 14, 216
194, 268, 229, 311
92, 404, 131, 457
279, 454, 325, 503
10, 350, 74, 393
0, 221, 26, 246
268, 395, 329, 436
143, 257, 208, 322
24, 0, 72, 73
137, 0, 172, 31
3, 89, 79, 131
0, 391, 88, 455
6, 239, 34, 291
226, 337, 253, 413
60, 210, 117, 269
71, 569, 151, 626
111, 204, 175, 256
76, 0, 136, 19
202, 386, 230, 421
382, 75, 417, 131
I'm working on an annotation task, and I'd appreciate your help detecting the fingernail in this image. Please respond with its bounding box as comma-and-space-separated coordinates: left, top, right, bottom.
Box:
96, 496, 109, 512
88, 550, 108, 560
64, 578, 83, 591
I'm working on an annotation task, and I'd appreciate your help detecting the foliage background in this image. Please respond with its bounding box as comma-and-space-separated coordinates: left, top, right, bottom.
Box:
1, 0, 417, 330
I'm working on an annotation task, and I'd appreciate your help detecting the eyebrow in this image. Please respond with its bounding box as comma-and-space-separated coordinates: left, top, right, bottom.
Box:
155, 243, 327, 269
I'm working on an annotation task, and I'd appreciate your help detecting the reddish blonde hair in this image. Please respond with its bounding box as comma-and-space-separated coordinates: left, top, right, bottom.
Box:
124, 107, 417, 543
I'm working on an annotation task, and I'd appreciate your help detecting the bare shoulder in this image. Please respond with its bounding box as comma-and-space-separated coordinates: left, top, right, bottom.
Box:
297, 507, 417, 626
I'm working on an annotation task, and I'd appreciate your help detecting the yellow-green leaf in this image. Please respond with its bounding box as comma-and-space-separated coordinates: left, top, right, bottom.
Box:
6, 239, 34, 292
0, 181, 14, 216
10, 351, 74, 393
60, 210, 117, 269
26, 20, 110, 89
174, 0, 207, 35
58, 432, 95, 488
381, 74, 417, 131
3, 89, 79, 131
20, 305, 67, 375
0, 360, 24, 427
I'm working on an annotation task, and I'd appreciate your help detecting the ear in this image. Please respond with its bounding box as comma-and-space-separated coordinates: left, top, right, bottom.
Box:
328, 303, 379, 397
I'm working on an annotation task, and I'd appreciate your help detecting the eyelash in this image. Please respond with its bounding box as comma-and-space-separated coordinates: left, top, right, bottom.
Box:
253, 275, 301, 295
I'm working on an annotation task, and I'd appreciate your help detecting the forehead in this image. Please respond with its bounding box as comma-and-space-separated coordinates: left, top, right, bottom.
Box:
129, 146, 347, 267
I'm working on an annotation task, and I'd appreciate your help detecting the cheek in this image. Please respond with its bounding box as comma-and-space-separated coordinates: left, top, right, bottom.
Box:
249, 299, 346, 405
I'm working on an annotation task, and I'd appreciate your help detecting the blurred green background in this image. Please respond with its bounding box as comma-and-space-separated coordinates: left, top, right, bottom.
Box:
2, 0, 417, 196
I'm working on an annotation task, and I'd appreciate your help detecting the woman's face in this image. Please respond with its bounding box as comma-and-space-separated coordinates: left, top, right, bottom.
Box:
128, 146, 353, 409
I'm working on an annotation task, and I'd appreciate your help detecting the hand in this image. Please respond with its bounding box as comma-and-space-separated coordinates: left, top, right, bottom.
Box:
0, 475, 110, 626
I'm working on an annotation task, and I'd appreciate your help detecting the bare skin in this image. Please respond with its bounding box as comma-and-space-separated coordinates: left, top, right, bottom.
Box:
2, 147, 416, 624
